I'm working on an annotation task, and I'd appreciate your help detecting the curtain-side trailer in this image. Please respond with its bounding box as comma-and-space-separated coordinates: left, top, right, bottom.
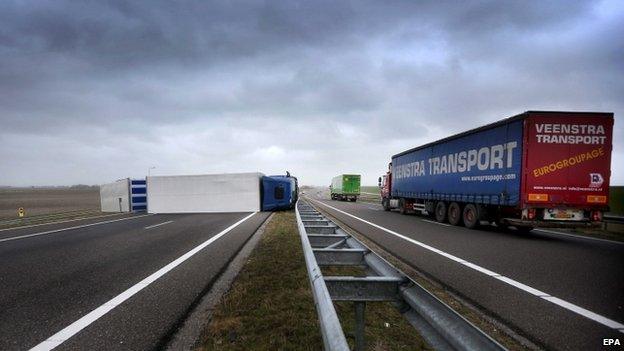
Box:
379, 111, 613, 231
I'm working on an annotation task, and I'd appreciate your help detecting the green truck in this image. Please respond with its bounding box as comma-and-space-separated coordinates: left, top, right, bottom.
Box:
330, 174, 361, 202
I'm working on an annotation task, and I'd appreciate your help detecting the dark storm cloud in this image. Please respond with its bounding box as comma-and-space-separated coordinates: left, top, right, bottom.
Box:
0, 0, 622, 185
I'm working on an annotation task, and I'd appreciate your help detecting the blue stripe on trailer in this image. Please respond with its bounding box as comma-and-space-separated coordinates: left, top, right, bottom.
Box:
132, 196, 147, 203
130, 178, 148, 212
131, 187, 146, 194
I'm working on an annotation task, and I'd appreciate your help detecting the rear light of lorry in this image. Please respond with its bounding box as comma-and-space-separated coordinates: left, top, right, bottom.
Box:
527, 208, 537, 220
587, 195, 607, 203
591, 211, 602, 222
528, 193, 548, 202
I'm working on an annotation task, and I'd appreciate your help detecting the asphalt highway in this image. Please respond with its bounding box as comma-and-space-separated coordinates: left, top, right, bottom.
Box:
306, 189, 624, 351
0, 211, 270, 350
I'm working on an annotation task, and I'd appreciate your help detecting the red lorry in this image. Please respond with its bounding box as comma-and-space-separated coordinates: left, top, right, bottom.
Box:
379, 111, 614, 231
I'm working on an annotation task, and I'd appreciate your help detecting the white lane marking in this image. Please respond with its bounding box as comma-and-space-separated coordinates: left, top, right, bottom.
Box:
422, 219, 452, 227
360, 192, 380, 196
144, 221, 173, 230
30, 212, 258, 351
541, 296, 624, 329
0, 213, 125, 232
494, 276, 548, 297
311, 199, 624, 332
534, 229, 624, 245
0, 215, 152, 244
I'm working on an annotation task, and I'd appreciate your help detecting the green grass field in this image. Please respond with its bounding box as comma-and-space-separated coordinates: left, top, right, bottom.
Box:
360, 186, 379, 194
0, 187, 100, 220
609, 186, 623, 215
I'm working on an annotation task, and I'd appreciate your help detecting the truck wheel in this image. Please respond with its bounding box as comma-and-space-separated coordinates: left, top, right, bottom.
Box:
435, 201, 447, 223
399, 198, 407, 215
463, 204, 480, 229
382, 198, 391, 211
448, 202, 462, 226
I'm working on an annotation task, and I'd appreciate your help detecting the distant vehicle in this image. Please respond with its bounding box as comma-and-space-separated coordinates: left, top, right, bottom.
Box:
331, 174, 361, 202
379, 111, 613, 231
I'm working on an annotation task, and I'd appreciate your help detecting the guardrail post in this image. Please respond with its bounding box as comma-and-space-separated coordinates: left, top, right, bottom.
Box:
354, 301, 366, 351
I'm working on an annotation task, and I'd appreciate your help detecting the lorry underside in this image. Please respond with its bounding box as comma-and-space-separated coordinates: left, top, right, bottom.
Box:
381, 196, 603, 231
331, 193, 358, 202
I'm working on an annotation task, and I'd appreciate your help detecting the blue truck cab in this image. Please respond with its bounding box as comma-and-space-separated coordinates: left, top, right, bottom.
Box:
261, 172, 298, 211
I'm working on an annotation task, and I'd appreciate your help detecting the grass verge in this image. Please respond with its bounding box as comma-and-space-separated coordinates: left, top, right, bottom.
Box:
323, 266, 431, 350
198, 211, 430, 350
198, 211, 322, 350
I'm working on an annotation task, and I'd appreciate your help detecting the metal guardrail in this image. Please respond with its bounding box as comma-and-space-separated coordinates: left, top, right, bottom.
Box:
604, 214, 624, 223
296, 199, 507, 351
296, 202, 350, 351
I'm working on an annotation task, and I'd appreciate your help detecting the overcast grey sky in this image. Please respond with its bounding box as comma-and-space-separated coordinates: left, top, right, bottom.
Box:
1, 0, 622, 186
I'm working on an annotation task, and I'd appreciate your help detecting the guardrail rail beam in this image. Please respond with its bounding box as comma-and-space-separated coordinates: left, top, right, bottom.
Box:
296, 198, 507, 351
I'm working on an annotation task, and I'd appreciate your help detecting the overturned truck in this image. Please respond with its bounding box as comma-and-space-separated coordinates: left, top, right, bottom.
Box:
146, 172, 297, 213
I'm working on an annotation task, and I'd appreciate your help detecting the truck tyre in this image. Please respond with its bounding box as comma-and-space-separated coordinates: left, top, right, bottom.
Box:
448, 202, 462, 226
435, 201, 447, 223
399, 198, 407, 215
382, 198, 391, 211
463, 204, 480, 229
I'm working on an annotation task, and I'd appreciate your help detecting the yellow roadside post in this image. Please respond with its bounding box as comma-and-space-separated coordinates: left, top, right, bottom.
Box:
18, 207, 25, 218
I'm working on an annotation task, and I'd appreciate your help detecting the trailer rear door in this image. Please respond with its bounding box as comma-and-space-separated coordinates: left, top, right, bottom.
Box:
522, 112, 613, 209
342, 174, 361, 195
